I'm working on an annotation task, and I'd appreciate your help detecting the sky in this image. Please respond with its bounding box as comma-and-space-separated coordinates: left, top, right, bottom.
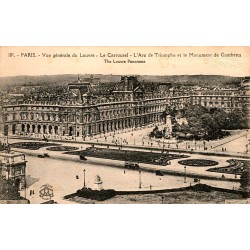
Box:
0, 46, 249, 77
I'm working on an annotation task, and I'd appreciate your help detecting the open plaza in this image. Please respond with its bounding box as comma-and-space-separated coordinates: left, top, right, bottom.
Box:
1, 126, 248, 203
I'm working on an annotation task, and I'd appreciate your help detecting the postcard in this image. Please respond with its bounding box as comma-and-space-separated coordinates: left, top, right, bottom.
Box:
0, 46, 249, 204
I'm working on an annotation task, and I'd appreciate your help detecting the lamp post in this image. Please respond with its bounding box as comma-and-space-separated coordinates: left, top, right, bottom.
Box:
24, 165, 27, 199
139, 170, 141, 189
160, 195, 164, 204
83, 169, 86, 188
75, 110, 77, 141
184, 166, 187, 183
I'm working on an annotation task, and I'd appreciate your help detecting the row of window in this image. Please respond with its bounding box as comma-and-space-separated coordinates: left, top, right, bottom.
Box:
192, 101, 243, 108
192, 96, 248, 101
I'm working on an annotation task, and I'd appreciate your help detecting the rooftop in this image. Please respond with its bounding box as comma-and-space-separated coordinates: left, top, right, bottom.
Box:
0, 151, 26, 164
0, 151, 25, 157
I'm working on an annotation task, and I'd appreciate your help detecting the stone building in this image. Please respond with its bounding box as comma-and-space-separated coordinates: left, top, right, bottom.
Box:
0, 151, 27, 190
0, 76, 167, 139
190, 87, 249, 113
0, 75, 249, 139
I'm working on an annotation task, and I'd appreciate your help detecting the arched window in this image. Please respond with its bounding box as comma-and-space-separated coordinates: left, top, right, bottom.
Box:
27, 124, 30, 133
49, 125, 52, 134
32, 124, 36, 133
43, 125, 47, 133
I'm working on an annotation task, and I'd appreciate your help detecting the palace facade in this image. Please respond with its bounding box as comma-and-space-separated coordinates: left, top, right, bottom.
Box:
0, 76, 249, 139
0, 76, 168, 139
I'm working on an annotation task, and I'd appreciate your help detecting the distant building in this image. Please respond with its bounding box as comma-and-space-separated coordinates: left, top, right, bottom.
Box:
190, 87, 249, 113
0, 75, 249, 139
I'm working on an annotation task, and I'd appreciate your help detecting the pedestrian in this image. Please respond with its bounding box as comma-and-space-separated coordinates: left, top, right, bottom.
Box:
124, 170, 126, 174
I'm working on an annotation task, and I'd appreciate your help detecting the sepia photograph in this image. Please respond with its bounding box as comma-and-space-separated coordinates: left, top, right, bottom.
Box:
0, 46, 249, 204
1, 2, 250, 250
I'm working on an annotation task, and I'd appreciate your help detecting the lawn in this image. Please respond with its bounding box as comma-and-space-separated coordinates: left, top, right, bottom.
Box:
46, 146, 79, 151
68, 190, 243, 204
179, 159, 218, 167
207, 159, 250, 174
10, 141, 59, 150
65, 147, 189, 166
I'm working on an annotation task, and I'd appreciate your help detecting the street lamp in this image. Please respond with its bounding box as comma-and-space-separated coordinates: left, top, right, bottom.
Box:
139, 170, 141, 189
184, 166, 187, 183
159, 195, 164, 204
83, 169, 86, 188
24, 166, 27, 199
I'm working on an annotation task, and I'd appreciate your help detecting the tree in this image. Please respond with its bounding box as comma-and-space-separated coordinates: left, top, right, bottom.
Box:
211, 109, 228, 128
185, 105, 208, 118
201, 113, 222, 139
179, 124, 190, 134
178, 105, 227, 139
225, 112, 249, 130
240, 170, 250, 190
0, 178, 21, 200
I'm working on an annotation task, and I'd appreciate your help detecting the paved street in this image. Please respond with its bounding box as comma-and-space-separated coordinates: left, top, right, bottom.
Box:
2, 128, 248, 204
85, 126, 249, 156
3, 125, 249, 156
7, 136, 245, 182
19, 151, 240, 204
